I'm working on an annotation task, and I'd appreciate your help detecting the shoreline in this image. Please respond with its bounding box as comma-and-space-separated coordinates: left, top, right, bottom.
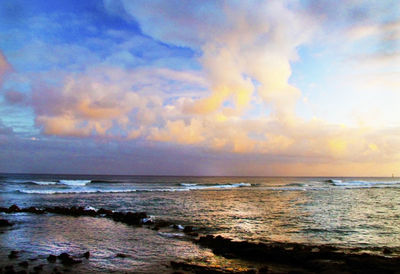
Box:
1, 204, 400, 273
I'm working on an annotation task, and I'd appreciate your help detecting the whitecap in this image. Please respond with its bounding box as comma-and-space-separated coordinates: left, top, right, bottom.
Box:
58, 180, 91, 186
32, 181, 58, 185
17, 189, 138, 194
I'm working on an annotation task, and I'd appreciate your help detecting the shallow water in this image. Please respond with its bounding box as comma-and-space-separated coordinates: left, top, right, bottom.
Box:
1, 174, 400, 271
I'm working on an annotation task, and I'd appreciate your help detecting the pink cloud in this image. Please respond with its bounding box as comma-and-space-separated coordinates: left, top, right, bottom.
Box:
0, 51, 12, 85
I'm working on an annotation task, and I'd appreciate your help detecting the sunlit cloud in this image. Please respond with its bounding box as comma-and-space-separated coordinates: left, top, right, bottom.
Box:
1, 0, 400, 175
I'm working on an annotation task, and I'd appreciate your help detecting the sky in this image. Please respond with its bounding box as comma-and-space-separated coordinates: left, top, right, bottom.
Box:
0, 0, 399, 176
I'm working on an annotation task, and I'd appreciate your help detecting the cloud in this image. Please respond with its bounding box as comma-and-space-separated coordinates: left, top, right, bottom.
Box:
2, 1, 400, 175
32, 65, 207, 137
0, 51, 12, 85
3, 90, 26, 104
25, 0, 400, 168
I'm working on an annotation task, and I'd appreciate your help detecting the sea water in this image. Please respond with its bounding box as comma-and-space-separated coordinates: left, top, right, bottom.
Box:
1, 174, 400, 272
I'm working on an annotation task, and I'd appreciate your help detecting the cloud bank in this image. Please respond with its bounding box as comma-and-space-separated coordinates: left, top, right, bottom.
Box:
1, 0, 399, 175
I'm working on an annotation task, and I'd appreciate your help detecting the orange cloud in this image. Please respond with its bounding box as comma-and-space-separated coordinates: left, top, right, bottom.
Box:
0, 51, 12, 85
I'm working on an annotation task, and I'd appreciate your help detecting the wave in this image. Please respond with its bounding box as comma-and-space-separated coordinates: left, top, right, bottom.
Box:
8, 179, 93, 186
58, 180, 91, 186
89, 180, 122, 184
327, 179, 400, 188
31, 181, 58, 185
182, 182, 252, 190
14, 182, 252, 195
325, 179, 343, 184
17, 189, 138, 195
179, 183, 198, 186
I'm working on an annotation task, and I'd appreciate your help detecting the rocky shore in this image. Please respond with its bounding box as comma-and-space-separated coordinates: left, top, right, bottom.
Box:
1, 204, 400, 273
193, 235, 400, 273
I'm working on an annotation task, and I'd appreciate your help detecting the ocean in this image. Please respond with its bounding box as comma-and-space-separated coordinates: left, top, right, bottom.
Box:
1, 174, 400, 272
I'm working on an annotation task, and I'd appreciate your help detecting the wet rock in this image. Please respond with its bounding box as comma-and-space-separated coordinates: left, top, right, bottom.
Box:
8, 250, 19, 259
188, 232, 199, 237
8, 204, 21, 213
154, 220, 171, 229
183, 226, 193, 233
4, 265, 15, 274
28, 257, 38, 261
33, 264, 44, 272
0, 219, 13, 227
82, 251, 90, 259
47, 254, 57, 263
170, 260, 248, 273
18, 261, 29, 268
22, 207, 44, 214
383, 247, 392, 255
97, 208, 112, 215
196, 235, 400, 273
83, 209, 97, 216
258, 266, 269, 273
116, 253, 128, 258
57, 252, 82, 265
58, 253, 71, 260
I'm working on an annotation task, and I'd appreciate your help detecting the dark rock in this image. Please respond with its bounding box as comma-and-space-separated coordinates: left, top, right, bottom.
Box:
57, 252, 71, 261
183, 226, 193, 233
97, 208, 113, 215
63, 257, 82, 265
8, 204, 21, 213
47, 254, 57, 263
170, 260, 243, 273
116, 253, 128, 258
22, 207, 44, 214
52, 267, 62, 274
8, 250, 19, 259
0, 219, 13, 227
187, 232, 199, 237
4, 265, 14, 271
16, 270, 27, 274
83, 209, 97, 216
383, 247, 392, 255
258, 266, 269, 273
82, 251, 90, 259
18, 261, 29, 268
195, 235, 400, 274
57, 252, 81, 265
33, 264, 44, 272
154, 220, 171, 228
28, 257, 38, 261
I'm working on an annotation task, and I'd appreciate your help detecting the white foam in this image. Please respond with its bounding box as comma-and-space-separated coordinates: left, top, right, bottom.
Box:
327, 179, 343, 184
15, 182, 252, 195
18, 189, 138, 194
180, 183, 197, 186
84, 206, 97, 211
184, 182, 252, 190
58, 180, 91, 186
32, 181, 58, 185
328, 180, 400, 189
157, 232, 185, 238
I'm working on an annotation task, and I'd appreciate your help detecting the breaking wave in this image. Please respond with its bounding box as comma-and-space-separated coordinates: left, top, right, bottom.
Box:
13, 182, 253, 195
327, 179, 400, 188
58, 180, 91, 186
